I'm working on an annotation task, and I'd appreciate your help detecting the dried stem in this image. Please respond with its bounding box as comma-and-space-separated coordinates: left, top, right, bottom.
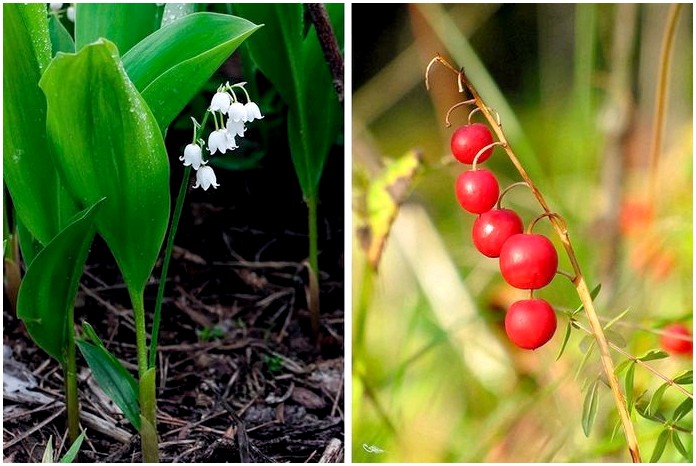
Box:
306, 4, 344, 103
573, 321, 693, 400
427, 55, 642, 462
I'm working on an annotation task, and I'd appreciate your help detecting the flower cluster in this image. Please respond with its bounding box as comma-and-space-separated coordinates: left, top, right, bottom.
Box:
180, 82, 263, 190
48, 3, 75, 22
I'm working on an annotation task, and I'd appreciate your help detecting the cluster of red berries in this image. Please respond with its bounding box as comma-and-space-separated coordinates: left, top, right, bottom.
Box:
451, 122, 558, 350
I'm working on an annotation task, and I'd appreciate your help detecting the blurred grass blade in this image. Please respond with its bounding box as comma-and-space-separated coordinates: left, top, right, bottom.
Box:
602, 307, 630, 331
3, 3, 78, 246
672, 397, 692, 422
40, 40, 170, 295
59, 430, 85, 463
581, 379, 599, 437
77, 336, 140, 430
122, 12, 260, 129
16, 199, 104, 363
357, 150, 423, 270
624, 362, 636, 413
48, 14, 75, 55
649, 429, 669, 463
74, 4, 160, 54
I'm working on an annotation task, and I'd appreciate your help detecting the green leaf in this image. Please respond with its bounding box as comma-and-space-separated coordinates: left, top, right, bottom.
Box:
671, 430, 691, 462
673, 370, 693, 385
602, 307, 630, 331
161, 3, 197, 27
77, 337, 140, 430
74, 3, 160, 54
48, 14, 75, 56
42, 435, 54, 463
650, 429, 669, 463
556, 320, 573, 360
573, 283, 601, 316
672, 397, 693, 422
16, 217, 43, 268
122, 12, 260, 130
16, 3, 52, 71
636, 400, 667, 423
59, 430, 86, 463
16, 200, 104, 363
647, 383, 669, 416
638, 349, 669, 362
624, 362, 636, 413
236, 4, 342, 200
40, 40, 170, 295
3, 3, 79, 246
581, 379, 599, 437
615, 358, 632, 376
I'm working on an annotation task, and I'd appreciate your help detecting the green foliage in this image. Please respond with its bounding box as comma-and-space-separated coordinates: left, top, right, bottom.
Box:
48, 14, 74, 55
650, 429, 669, 463
40, 39, 170, 295
59, 430, 86, 463
3, 3, 78, 247
78, 323, 140, 429
197, 325, 225, 342
582, 379, 600, 437
74, 4, 160, 54
122, 12, 261, 130
235, 3, 342, 201
16, 200, 103, 363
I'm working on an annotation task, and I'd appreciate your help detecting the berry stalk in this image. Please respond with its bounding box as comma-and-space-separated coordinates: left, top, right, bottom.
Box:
427, 55, 642, 462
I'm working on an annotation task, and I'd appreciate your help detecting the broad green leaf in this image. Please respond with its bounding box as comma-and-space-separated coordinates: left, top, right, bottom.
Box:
3, 3, 79, 246
16, 217, 43, 268
161, 3, 197, 27
16, 3, 52, 71
122, 12, 260, 130
236, 4, 342, 200
672, 397, 692, 421
59, 430, 86, 463
650, 429, 669, 463
16, 199, 104, 363
77, 336, 140, 430
673, 370, 693, 385
638, 349, 669, 362
624, 362, 636, 413
40, 40, 170, 295
556, 320, 573, 360
671, 430, 691, 462
647, 383, 669, 416
357, 150, 423, 269
74, 4, 159, 54
581, 379, 599, 437
48, 14, 75, 55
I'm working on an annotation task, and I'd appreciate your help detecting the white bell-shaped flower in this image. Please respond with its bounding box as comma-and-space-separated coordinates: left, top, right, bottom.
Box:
66, 5, 75, 22
207, 129, 232, 154
210, 91, 232, 113
244, 101, 264, 122
49, 3, 63, 12
228, 102, 247, 122
226, 117, 246, 138
193, 166, 219, 191
179, 143, 205, 170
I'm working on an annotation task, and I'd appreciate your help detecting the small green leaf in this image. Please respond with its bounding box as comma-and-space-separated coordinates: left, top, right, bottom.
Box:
605, 329, 626, 348
624, 362, 636, 413
42, 435, 54, 463
603, 307, 630, 331
74, 3, 160, 54
48, 14, 75, 55
76, 338, 140, 429
573, 283, 601, 316
650, 429, 669, 463
40, 40, 170, 296
636, 400, 667, 423
581, 379, 599, 437
647, 383, 669, 416
615, 358, 632, 376
673, 370, 692, 385
17, 200, 104, 363
638, 349, 669, 362
122, 12, 261, 130
59, 430, 85, 463
556, 320, 573, 361
671, 430, 691, 462
672, 397, 692, 422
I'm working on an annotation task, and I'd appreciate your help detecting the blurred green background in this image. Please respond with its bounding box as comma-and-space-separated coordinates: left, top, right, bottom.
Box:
352, 4, 692, 462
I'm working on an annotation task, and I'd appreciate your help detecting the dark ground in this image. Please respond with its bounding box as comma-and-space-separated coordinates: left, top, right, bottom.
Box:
2, 79, 345, 462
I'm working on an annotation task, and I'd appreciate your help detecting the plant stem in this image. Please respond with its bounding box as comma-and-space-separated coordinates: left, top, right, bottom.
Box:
149, 166, 191, 369
63, 321, 80, 444
130, 289, 159, 462
305, 3, 344, 103
429, 56, 642, 462
307, 195, 320, 341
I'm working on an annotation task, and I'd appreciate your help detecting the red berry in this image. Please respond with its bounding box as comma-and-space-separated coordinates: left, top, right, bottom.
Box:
450, 123, 494, 164
499, 234, 558, 289
505, 299, 557, 350
472, 209, 524, 258
455, 169, 499, 214
660, 323, 693, 356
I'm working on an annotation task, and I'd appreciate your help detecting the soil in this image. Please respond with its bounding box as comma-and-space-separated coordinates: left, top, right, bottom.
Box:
2, 81, 345, 462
